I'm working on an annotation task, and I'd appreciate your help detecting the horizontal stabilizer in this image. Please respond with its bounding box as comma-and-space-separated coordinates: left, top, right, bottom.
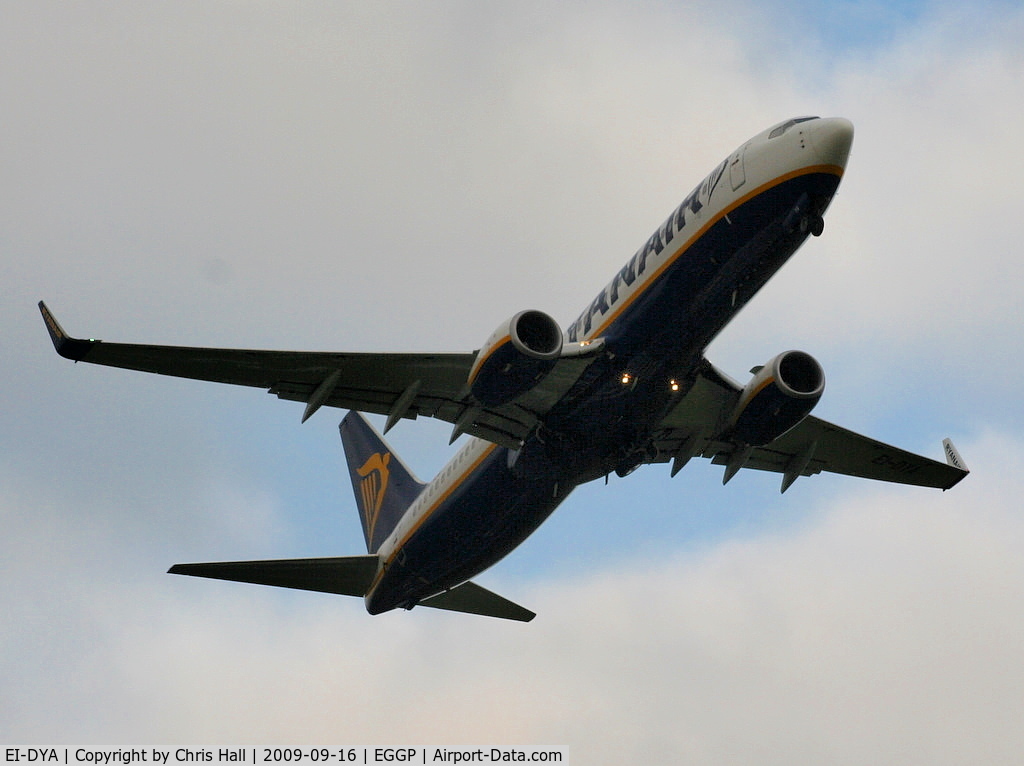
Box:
420, 581, 535, 622
168, 555, 379, 597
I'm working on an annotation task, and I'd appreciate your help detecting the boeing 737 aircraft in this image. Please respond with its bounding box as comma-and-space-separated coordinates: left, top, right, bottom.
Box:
41, 116, 968, 621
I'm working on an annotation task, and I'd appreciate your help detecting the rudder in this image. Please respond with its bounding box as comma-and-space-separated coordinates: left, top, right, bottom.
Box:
340, 411, 425, 553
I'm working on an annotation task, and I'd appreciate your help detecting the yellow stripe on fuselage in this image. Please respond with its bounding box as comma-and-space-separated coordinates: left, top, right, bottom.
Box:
586, 164, 844, 342
367, 440, 498, 597
368, 163, 844, 602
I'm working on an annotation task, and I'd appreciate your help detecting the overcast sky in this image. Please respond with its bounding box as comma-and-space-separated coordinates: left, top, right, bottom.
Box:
3, 0, 1024, 761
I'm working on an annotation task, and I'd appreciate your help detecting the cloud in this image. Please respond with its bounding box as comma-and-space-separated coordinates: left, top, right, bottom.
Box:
4, 431, 1021, 762
3, 0, 1023, 757
714, 5, 1024, 373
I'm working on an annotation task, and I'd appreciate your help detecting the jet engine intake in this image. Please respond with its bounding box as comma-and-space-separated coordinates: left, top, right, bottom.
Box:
468, 310, 563, 406
730, 350, 824, 445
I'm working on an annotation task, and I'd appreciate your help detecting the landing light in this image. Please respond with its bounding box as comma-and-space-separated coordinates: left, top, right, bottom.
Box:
620, 373, 633, 385
670, 379, 680, 392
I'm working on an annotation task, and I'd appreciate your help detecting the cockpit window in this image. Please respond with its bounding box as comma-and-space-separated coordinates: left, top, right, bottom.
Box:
768, 116, 819, 139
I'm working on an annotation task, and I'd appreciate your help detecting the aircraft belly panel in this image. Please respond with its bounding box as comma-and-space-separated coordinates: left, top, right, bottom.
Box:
366, 448, 566, 613
603, 171, 841, 362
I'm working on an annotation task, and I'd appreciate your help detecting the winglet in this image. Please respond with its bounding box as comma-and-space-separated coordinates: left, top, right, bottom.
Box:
942, 438, 969, 475
38, 301, 97, 360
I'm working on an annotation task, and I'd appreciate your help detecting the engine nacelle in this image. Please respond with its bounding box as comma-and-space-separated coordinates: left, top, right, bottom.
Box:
468, 310, 563, 406
730, 350, 824, 446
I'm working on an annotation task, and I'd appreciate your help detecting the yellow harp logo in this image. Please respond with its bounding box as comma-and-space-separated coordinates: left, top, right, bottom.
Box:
357, 452, 391, 542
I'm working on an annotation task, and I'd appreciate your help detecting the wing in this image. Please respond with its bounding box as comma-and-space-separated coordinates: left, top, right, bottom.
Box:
651, 359, 969, 492
39, 302, 601, 448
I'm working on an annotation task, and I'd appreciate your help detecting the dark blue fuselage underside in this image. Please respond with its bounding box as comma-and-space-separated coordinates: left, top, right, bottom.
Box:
367, 170, 842, 614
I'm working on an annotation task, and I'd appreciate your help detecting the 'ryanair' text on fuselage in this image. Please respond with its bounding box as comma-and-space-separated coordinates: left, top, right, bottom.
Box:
566, 158, 728, 342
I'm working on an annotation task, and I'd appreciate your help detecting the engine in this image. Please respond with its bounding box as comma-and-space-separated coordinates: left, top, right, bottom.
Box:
468, 310, 563, 406
730, 350, 825, 445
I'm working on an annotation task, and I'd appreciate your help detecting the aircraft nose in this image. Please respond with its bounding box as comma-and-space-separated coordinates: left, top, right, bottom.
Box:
808, 117, 854, 170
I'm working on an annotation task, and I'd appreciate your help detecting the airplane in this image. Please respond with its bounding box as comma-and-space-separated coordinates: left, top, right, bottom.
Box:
40, 116, 969, 622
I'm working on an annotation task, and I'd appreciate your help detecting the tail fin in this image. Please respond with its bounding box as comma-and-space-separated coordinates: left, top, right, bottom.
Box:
340, 411, 425, 553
